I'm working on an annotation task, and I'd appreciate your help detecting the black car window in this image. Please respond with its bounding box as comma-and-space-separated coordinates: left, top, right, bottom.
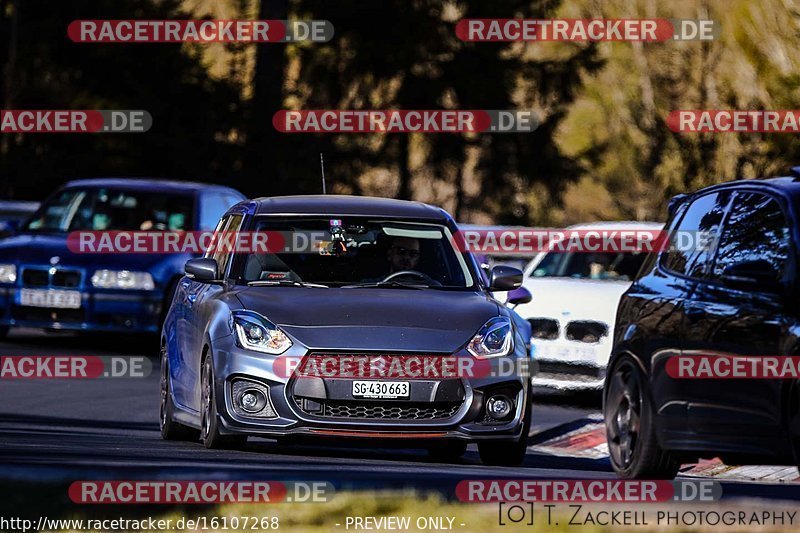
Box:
661, 191, 732, 279
710, 192, 790, 281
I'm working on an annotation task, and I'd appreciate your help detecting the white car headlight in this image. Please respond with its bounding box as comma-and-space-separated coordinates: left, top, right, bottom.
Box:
91, 270, 155, 290
467, 317, 513, 358
0, 264, 16, 284
232, 311, 292, 355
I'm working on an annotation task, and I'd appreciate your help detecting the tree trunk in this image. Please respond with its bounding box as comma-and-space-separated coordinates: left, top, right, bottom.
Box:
244, 0, 288, 196
396, 134, 411, 200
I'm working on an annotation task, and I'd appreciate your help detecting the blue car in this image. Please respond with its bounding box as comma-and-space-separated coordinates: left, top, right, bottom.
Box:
0, 178, 245, 337
160, 195, 534, 465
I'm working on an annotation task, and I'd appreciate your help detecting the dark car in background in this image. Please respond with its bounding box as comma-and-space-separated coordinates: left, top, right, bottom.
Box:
160, 195, 534, 465
604, 176, 800, 479
0, 178, 245, 337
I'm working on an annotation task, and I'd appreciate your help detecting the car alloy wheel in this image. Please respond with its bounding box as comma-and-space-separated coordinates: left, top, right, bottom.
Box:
200, 353, 247, 449
605, 359, 641, 468
604, 356, 678, 479
201, 358, 213, 441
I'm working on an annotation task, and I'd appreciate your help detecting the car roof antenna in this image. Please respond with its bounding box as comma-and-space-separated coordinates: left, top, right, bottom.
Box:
320, 153, 327, 194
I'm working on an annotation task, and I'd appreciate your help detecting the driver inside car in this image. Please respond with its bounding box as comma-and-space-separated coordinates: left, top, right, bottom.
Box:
387, 236, 421, 273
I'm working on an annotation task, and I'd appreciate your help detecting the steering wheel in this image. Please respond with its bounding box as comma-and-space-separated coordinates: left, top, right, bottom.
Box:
381, 270, 441, 286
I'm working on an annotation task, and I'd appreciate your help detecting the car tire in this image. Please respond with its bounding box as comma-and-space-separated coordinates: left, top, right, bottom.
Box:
200, 353, 247, 450
478, 393, 532, 467
604, 355, 679, 479
427, 441, 467, 462
159, 344, 199, 441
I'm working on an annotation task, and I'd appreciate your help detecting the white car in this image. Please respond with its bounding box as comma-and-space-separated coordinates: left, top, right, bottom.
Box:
514, 221, 663, 392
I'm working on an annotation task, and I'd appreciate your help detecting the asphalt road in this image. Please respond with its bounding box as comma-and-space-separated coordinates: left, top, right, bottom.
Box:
2, 329, 800, 504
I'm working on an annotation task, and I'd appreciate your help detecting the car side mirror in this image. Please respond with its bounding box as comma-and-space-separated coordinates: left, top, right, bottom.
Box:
720, 259, 781, 291
507, 286, 532, 308
488, 265, 523, 291
185, 258, 219, 282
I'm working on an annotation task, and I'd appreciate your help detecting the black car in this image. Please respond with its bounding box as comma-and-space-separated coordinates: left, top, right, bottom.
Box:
604, 175, 800, 479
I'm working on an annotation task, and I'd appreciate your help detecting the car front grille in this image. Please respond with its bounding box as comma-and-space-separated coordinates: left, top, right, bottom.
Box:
529, 318, 559, 340
21, 268, 82, 288
565, 320, 608, 343
298, 399, 462, 420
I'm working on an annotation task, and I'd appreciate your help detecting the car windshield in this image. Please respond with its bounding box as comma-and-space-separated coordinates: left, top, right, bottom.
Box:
235, 217, 475, 288
25, 187, 194, 232
530, 250, 645, 281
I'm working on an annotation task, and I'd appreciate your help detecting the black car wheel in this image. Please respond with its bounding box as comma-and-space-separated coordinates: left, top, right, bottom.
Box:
200, 353, 247, 450
478, 393, 532, 466
427, 441, 468, 462
159, 344, 199, 441
605, 356, 678, 479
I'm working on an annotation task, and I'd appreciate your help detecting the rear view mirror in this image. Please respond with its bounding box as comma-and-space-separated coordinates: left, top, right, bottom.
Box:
489, 265, 523, 291
720, 260, 781, 291
185, 258, 218, 282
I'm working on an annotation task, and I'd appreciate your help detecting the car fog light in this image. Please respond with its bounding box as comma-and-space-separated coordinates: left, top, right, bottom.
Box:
239, 389, 266, 413
487, 395, 512, 419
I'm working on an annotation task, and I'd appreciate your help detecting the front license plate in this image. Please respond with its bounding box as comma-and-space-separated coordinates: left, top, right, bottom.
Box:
20, 289, 82, 309
352, 380, 410, 399
535, 342, 598, 363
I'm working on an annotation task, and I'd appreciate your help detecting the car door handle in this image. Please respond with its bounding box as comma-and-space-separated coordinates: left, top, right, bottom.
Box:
685, 307, 706, 321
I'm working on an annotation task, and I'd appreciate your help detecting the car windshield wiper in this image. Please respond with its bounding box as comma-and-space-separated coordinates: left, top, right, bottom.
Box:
340, 281, 428, 289
247, 280, 329, 288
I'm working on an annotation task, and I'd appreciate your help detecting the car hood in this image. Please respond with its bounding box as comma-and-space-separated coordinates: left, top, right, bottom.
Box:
234, 286, 499, 352
515, 277, 630, 324
0, 233, 174, 269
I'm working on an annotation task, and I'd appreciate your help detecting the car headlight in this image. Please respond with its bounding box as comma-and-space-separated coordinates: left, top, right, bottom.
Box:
0, 264, 16, 284
232, 311, 293, 355
467, 317, 513, 358
91, 270, 155, 290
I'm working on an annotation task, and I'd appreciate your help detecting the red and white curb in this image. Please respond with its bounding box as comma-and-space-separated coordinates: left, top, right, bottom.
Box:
530, 417, 800, 483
